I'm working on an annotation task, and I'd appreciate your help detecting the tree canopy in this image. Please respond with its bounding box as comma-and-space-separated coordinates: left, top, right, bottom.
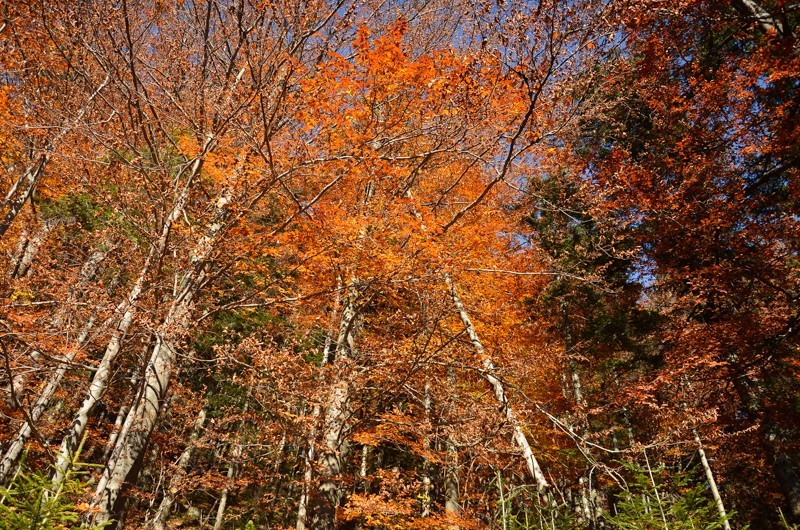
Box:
0, 1, 798, 528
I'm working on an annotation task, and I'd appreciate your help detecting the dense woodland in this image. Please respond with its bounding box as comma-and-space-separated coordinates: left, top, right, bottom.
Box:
0, 0, 798, 528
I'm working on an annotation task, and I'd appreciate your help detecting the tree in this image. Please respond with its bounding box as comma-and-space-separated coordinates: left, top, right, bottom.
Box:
1, 1, 797, 528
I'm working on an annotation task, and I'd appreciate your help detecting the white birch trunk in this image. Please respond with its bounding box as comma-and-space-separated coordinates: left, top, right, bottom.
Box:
7, 230, 30, 278
296, 277, 344, 530
359, 445, 370, 486
93, 377, 144, 502
13, 230, 41, 278
296, 403, 319, 530
310, 379, 351, 530
214, 462, 235, 530
11, 218, 80, 279
92, 312, 189, 525
214, 396, 249, 530
445, 274, 549, 493
0, 156, 48, 239
733, 0, 784, 35
579, 477, 592, 525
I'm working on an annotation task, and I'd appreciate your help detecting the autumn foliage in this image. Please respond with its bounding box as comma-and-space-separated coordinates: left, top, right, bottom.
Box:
0, 1, 798, 529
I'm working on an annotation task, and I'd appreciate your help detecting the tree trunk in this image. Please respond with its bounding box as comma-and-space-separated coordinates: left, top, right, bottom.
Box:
296, 403, 320, 530
9, 217, 78, 279
733, 0, 785, 36
214, 396, 250, 530
5, 245, 106, 403
214, 442, 243, 530
7, 230, 30, 278
421, 382, 432, 518
297, 277, 343, 530
214, 463, 235, 530
775, 453, 800, 520
563, 305, 604, 526
0, 74, 110, 240
445, 274, 549, 493
0, 316, 95, 483
148, 407, 207, 530
359, 445, 370, 489
0, 155, 48, 240
307, 279, 360, 530
91, 181, 229, 526
445, 438, 460, 517
694, 432, 732, 530
310, 379, 351, 530
91, 317, 188, 525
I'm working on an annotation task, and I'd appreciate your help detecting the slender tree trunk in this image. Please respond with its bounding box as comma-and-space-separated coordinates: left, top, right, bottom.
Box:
359, 445, 370, 488
421, 382, 432, 518
11, 224, 41, 279
214, 462, 235, 530
643, 449, 669, 530
310, 379, 351, 530
91, 181, 229, 526
97, 373, 141, 479
445, 274, 549, 493
93, 377, 145, 508
214, 441, 243, 530
563, 305, 605, 527
579, 477, 592, 526
297, 277, 343, 530
694, 431, 732, 530
445, 439, 460, 517
7, 229, 30, 278
296, 403, 320, 530
148, 408, 207, 530
10, 218, 78, 279
0, 156, 48, 240
0, 316, 95, 482
0, 74, 110, 240
562, 304, 584, 408
733, 0, 785, 36
214, 395, 250, 530
92, 311, 190, 525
